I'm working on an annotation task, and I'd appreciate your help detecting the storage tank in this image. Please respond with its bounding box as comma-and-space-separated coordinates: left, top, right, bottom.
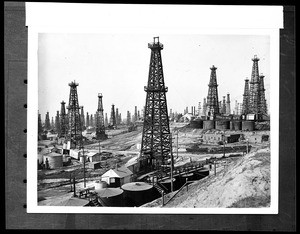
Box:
180, 173, 194, 184
230, 121, 242, 130
43, 152, 63, 169
215, 120, 230, 130
121, 182, 156, 207
159, 178, 176, 192
203, 120, 215, 130
95, 180, 108, 190
193, 168, 210, 180
189, 119, 203, 129
242, 121, 255, 131
96, 187, 123, 207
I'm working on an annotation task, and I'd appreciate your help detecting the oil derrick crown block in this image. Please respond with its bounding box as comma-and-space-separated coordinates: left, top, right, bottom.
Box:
141, 37, 171, 170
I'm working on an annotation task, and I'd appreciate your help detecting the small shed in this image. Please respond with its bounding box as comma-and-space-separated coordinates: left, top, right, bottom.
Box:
101, 166, 133, 188
86, 151, 101, 162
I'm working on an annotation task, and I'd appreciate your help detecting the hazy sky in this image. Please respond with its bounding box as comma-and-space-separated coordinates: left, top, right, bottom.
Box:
38, 33, 270, 120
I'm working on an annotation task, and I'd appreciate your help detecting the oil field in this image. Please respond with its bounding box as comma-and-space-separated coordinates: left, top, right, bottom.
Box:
37, 37, 270, 208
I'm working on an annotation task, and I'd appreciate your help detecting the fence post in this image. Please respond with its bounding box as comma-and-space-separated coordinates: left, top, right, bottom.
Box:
186, 178, 188, 191
214, 161, 216, 176
162, 191, 165, 206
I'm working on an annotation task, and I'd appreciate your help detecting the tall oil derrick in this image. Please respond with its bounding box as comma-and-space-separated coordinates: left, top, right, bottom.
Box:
116, 108, 120, 125
206, 65, 219, 118
55, 111, 60, 135
249, 55, 261, 118
202, 98, 207, 116
126, 111, 131, 125
51, 117, 55, 129
119, 113, 122, 124
104, 113, 108, 127
86, 112, 90, 127
234, 100, 238, 115
137, 110, 140, 120
140, 37, 171, 171
198, 102, 201, 116
134, 106, 138, 123
259, 74, 268, 116
59, 101, 67, 137
226, 93, 231, 115
80, 106, 85, 130
90, 114, 94, 127
38, 111, 43, 134
219, 101, 222, 114
110, 104, 116, 127
222, 96, 226, 114
45, 112, 51, 130
242, 78, 251, 115
96, 93, 107, 140
66, 81, 82, 148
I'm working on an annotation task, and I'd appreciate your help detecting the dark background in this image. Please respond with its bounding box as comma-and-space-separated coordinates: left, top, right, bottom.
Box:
4, 1, 296, 231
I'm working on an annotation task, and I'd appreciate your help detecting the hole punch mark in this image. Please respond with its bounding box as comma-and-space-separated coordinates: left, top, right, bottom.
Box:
23, 129, 27, 133
24, 104, 27, 108
24, 79, 27, 84
23, 204, 27, 208
23, 179, 27, 183
23, 154, 27, 158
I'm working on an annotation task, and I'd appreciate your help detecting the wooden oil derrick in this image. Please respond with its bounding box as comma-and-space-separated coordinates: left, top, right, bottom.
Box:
206, 65, 219, 118
66, 81, 82, 148
242, 78, 251, 115
249, 55, 261, 118
96, 93, 107, 140
59, 101, 68, 138
259, 74, 268, 116
140, 37, 171, 172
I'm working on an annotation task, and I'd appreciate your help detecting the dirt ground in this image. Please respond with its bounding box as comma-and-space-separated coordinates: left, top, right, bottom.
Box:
38, 122, 270, 206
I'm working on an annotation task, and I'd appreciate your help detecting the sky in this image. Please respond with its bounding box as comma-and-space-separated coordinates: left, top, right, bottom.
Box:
38, 33, 270, 121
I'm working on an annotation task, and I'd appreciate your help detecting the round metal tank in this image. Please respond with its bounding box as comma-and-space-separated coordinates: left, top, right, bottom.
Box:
203, 120, 215, 130
242, 121, 255, 131
194, 168, 210, 180
95, 180, 108, 190
189, 119, 203, 129
96, 187, 123, 207
121, 182, 155, 207
160, 178, 176, 192
230, 121, 242, 130
215, 120, 230, 130
43, 153, 63, 169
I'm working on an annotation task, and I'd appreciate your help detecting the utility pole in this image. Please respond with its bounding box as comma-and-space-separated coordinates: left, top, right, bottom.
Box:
170, 133, 174, 192
223, 131, 226, 158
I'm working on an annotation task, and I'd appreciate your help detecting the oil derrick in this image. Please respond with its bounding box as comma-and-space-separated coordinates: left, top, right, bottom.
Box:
249, 55, 261, 118
242, 78, 251, 115
86, 112, 90, 127
90, 114, 94, 127
55, 111, 60, 135
104, 113, 108, 127
116, 108, 120, 125
126, 111, 131, 125
66, 81, 82, 148
206, 65, 219, 118
202, 98, 207, 116
96, 93, 107, 140
110, 104, 116, 128
140, 37, 171, 171
51, 117, 55, 129
134, 106, 138, 123
234, 100, 238, 115
45, 112, 51, 130
59, 101, 67, 137
222, 96, 226, 114
226, 93, 231, 115
80, 106, 85, 130
219, 101, 222, 114
198, 102, 201, 116
38, 111, 42, 134
259, 74, 268, 116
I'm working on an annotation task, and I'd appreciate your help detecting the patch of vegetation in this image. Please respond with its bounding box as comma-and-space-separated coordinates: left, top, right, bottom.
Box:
228, 195, 270, 208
